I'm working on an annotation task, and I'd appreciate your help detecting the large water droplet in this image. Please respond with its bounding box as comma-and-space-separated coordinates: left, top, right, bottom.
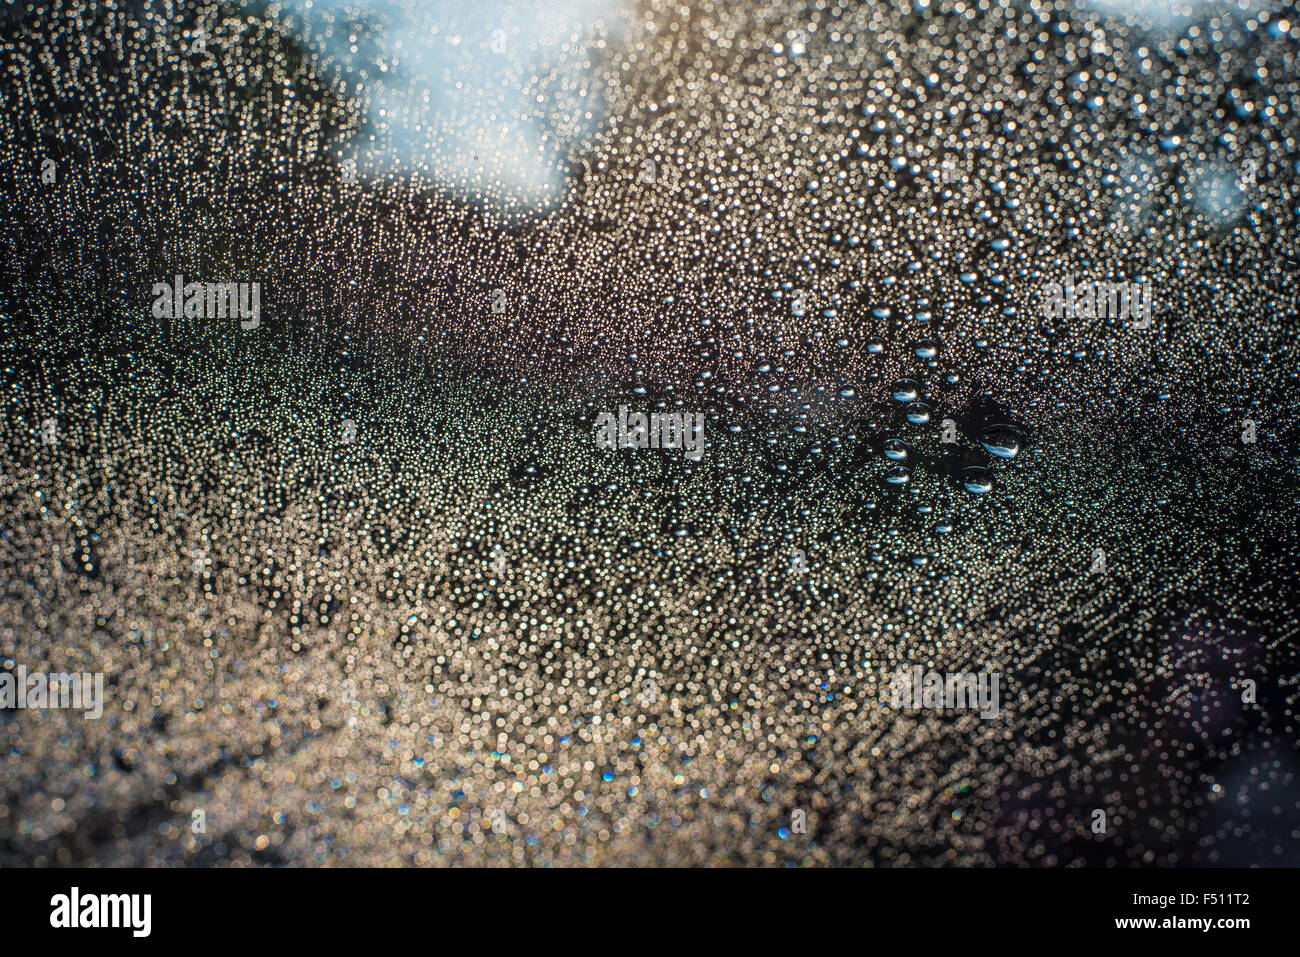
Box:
980, 426, 1022, 459
905, 401, 932, 425
961, 466, 994, 494
891, 379, 920, 402
883, 438, 910, 460
884, 466, 911, 485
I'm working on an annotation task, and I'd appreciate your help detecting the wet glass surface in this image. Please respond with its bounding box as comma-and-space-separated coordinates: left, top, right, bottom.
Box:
0, 0, 1297, 866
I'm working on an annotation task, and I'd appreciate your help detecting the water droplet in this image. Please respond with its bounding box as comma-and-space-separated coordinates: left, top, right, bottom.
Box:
905, 401, 932, 425
912, 339, 939, 359
980, 426, 1022, 459
961, 466, 994, 494
891, 379, 920, 402
884, 466, 911, 485
883, 438, 910, 460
